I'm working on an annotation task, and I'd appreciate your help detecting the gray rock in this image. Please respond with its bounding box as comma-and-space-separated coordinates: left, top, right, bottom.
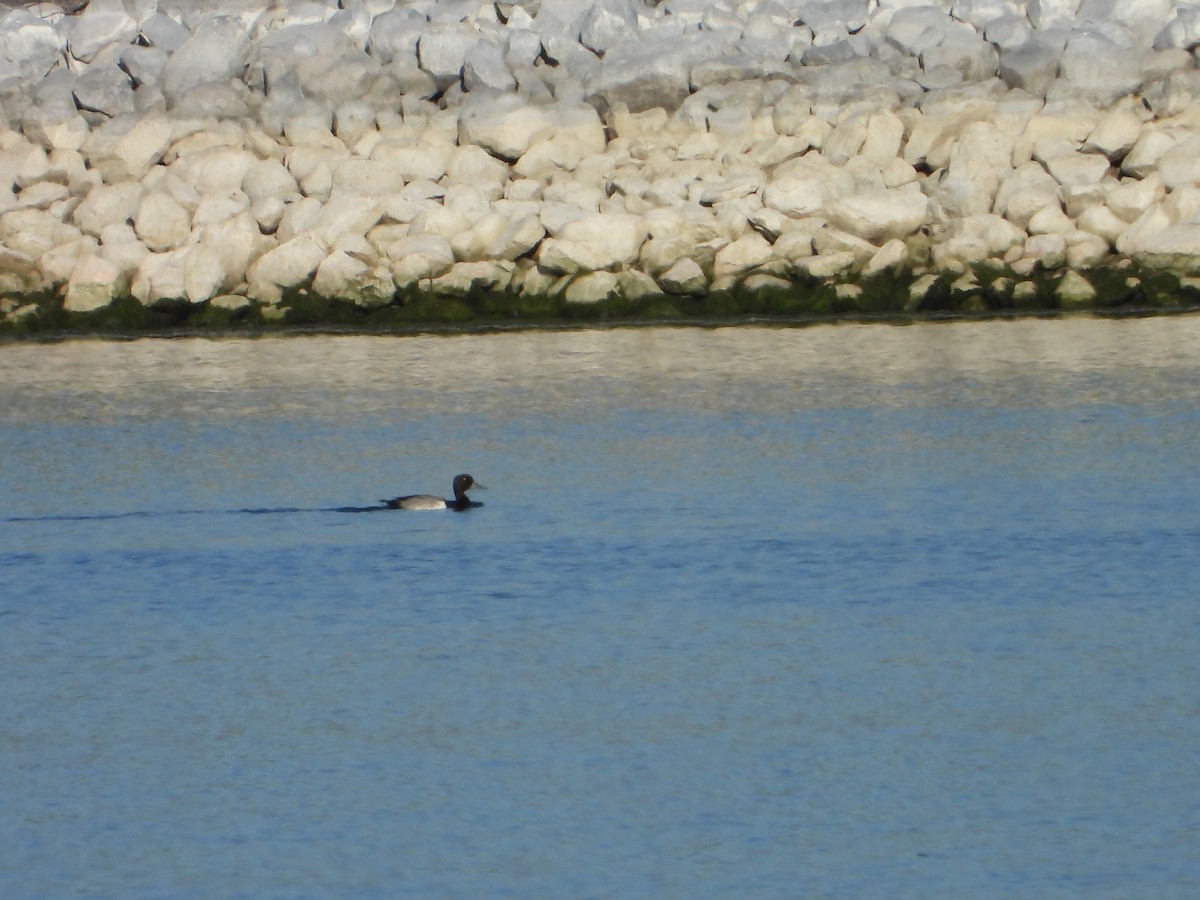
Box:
366, 8, 424, 65
579, 0, 638, 55
160, 15, 251, 106
140, 12, 191, 53
418, 25, 484, 91
1058, 23, 1144, 106
120, 44, 168, 89
66, 7, 138, 63
0, 9, 64, 81
997, 38, 1060, 96
73, 63, 135, 122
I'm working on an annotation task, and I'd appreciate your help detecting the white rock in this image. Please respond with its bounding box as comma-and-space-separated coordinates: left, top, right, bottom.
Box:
580, 0, 638, 55
1065, 229, 1110, 268
564, 270, 620, 304
828, 189, 930, 244
195, 210, 264, 291
793, 251, 856, 279
458, 93, 555, 162
385, 233, 456, 285
451, 213, 544, 262
713, 233, 775, 279
370, 139, 452, 181
40, 237, 98, 287
21, 107, 90, 153
0, 9, 63, 81
81, 115, 174, 182
246, 236, 327, 295
313, 251, 394, 307
863, 238, 909, 277
1056, 270, 1096, 306
183, 244, 228, 303
429, 260, 514, 296
1077, 204, 1129, 244
993, 161, 1062, 228
173, 146, 259, 195
936, 121, 1017, 217
1119, 222, 1200, 272
98, 222, 149, 283
243, 158, 300, 203
763, 157, 843, 218
537, 212, 648, 274
1107, 173, 1164, 222
1083, 101, 1147, 161
1024, 233, 1068, 269
1155, 135, 1200, 190
304, 193, 383, 247
813, 228, 877, 265
131, 248, 189, 306
444, 145, 511, 199
1120, 128, 1181, 179
1043, 151, 1112, 190
513, 105, 608, 176
1027, 204, 1074, 235
73, 181, 144, 239
63, 254, 121, 313
133, 191, 191, 252
660, 258, 707, 295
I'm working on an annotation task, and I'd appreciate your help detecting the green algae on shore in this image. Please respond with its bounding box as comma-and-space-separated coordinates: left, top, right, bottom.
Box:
3, 263, 1199, 339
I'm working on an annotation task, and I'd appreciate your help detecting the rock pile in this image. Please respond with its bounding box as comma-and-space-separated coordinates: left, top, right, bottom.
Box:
3, 0, 1200, 327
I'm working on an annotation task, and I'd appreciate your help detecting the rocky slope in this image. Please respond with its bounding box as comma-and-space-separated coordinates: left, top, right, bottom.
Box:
3, 0, 1200, 330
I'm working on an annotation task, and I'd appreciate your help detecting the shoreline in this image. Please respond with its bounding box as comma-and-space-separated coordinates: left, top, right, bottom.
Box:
4, 288, 1198, 345
5, 2, 1200, 336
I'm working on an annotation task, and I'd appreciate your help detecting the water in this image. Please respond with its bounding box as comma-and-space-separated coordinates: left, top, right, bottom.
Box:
2, 318, 1198, 898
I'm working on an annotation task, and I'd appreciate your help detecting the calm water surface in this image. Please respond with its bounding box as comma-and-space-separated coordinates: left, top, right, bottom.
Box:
2, 319, 1198, 897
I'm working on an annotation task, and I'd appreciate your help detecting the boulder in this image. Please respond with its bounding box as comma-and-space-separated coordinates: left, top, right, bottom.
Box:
458, 92, 555, 162
1058, 25, 1145, 107
160, 16, 251, 106
73, 181, 144, 239
713, 232, 775, 279
0, 9, 64, 81
67, 8, 139, 64
417, 24, 481, 90
313, 251, 395, 306
80, 114, 173, 182
536, 212, 647, 274
997, 37, 1060, 97
131, 247, 190, 306
246, 236, 327, 298
659, 257, 707, 295
133, 190, 192, 252
564, 270, 620, 304
64, 254, 121, 313
994, 161, 1062, 228
385, 233, 456, 285
827, 188, 931, 244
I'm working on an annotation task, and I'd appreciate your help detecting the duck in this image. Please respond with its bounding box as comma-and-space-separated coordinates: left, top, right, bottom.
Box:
382, 474, 485, 511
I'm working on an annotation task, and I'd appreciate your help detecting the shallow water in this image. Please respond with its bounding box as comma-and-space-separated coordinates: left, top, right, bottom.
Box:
2, 318, 1199, 897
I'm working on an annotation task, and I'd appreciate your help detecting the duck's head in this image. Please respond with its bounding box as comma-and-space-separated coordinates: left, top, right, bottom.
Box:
453, 474, 485, 497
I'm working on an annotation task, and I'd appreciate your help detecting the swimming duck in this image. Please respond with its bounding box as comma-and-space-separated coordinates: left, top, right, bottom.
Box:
382, 474, 485, 511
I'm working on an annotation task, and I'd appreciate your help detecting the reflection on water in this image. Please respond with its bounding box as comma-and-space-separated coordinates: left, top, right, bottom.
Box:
4, 315, 1200, 421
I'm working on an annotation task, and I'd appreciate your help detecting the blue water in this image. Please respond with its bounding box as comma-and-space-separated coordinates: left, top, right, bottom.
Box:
2, 320, 1198, 897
